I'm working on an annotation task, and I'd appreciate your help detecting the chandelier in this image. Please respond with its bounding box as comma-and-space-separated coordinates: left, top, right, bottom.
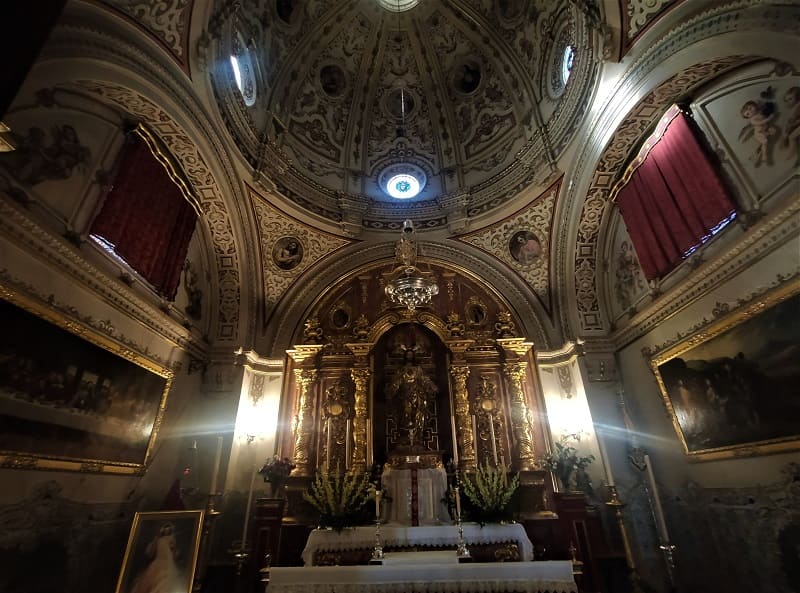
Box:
385, 220, 438, 311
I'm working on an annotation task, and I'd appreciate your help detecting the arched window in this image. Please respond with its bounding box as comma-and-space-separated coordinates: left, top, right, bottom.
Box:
90, 128, 198, 300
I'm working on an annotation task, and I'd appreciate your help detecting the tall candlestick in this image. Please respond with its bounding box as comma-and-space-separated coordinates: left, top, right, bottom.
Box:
644, 454, 669, 543
597, 433, 615, 487
241, 468, 256, 547
209, 436, 223, 494
488, 416, 498, 466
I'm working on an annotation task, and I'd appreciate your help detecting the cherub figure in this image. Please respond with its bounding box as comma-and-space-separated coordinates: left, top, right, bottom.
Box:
738, 89, 780, 167
781, 86, 800, 166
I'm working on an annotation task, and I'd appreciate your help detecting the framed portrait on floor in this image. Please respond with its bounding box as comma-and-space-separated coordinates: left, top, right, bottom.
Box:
650, 278, 800, 461
115, 510, 204, 593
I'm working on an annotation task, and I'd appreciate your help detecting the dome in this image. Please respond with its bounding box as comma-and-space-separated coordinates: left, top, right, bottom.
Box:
213, 0, 597, 231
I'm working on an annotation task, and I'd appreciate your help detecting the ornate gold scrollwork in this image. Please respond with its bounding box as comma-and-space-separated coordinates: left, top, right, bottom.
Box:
292, 368, 318, 476
505, 362, 536, 470
451, 365, 476, 470
350, 367, 371, 472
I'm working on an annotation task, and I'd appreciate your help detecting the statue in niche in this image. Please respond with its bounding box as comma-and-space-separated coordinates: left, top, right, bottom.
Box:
385, 348, 438, 449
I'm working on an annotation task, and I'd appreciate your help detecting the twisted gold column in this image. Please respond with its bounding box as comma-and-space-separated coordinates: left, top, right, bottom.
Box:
292, 368, 318, 476
350, 367, 370, 472
451, 365, 476, 470
505, 362, 536, 470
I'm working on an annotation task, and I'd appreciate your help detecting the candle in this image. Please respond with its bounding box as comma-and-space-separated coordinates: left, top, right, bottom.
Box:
488, 416, 498, 466
345, 419, 352, 469
367, 419, 373, 467
597, 433, 615, 487
241, 468, 256, 546
471, 415, 478, 459
450, 415, 459, 464
644, 454, 669, 543
325, 417, 331, 471
375, 489, 382, 519
455, 486, 462, 518
209, 436, 223, 494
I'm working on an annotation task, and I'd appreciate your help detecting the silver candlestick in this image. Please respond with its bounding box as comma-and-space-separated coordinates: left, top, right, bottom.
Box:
454, 486, 470, 561
370, 517, 384, 564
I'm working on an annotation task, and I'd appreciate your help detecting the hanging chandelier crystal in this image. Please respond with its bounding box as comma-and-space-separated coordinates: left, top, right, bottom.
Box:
385, 220, 438, 311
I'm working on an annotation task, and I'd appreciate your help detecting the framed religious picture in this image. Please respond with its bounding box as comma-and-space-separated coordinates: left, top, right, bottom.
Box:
115, 510, 204, 593
650, 278, 800, 461
0, 282, 173, 474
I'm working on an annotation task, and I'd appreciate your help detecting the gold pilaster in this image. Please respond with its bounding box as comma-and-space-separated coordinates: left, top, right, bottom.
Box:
350, 367, 371, 472
291, 368, 318, 476
451, 365, 476, 470
505, 362, 536, 470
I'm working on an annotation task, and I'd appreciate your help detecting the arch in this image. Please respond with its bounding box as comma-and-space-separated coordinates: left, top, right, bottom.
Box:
262, 239, 558, 356
556, 2, 800, 338
36, 8, 259, 346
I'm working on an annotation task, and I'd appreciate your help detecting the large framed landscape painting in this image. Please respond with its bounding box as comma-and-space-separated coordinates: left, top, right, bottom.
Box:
651, 279, 800, 461
0, 284, 173, 473
115, 510, 204, 593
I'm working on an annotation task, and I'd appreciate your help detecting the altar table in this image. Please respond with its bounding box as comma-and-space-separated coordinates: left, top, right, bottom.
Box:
268, 560, 577, 593
301, 523, 534, 566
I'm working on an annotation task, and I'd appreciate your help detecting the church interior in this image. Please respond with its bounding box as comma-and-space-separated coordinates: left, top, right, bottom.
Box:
0, 1, 798, 592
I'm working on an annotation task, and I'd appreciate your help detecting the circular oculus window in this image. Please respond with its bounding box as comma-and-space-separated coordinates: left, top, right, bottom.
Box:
379, 163, 427, 200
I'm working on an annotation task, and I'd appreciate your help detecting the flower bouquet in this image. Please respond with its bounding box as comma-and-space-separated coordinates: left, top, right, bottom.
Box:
303, 469, 372, 533
461, 461, 519, 526
542, 433, 595, 493
258, 456, 296, 488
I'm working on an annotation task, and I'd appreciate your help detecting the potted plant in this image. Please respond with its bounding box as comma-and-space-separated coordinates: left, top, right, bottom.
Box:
461, 461, 520, 526
303, 469, 372, 533
258, 456, 296, 498
542, 433, 595, 493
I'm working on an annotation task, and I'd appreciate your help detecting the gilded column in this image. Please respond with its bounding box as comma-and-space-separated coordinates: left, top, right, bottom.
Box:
350, 367, 370, 472
451, 365, 476, 470
505, 362, 536, 470
292, 368, 318, 476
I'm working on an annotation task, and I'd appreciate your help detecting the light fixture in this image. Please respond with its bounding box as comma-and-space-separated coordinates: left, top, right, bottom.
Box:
385, 219, 439, 311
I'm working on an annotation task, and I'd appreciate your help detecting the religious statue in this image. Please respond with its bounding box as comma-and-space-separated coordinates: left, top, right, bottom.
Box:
385, 349, 438, 449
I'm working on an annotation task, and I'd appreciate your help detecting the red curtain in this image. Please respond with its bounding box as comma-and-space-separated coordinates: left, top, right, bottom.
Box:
616, 112, 737, 280
91, 134, 197, 300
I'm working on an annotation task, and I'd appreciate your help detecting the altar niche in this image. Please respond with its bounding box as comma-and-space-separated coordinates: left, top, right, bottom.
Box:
372, 323, 453, 465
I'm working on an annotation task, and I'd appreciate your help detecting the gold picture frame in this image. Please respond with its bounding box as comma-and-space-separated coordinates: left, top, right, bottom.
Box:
0, 281, 173, 474
650, 278, 800, 461
115, 510, 204, 593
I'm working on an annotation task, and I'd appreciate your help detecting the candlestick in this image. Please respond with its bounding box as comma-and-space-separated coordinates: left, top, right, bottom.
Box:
644, 454, 669, 543
209, 436, 223, 494
241, 468, 256, 548
597, 433, 615, 487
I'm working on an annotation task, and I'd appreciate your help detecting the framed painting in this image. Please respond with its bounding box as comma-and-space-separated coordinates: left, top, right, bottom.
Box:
0, 283, 173, 473
115, 510, 204, 593
650, 278, 800, 461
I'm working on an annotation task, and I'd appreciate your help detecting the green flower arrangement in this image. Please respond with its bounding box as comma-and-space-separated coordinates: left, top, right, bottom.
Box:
303, 470, 372, 533
461, 461, 520, 525
542, 432, 595, 492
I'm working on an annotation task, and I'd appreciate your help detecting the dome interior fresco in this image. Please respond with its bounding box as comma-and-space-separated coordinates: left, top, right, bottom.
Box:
212, 0, 596, 230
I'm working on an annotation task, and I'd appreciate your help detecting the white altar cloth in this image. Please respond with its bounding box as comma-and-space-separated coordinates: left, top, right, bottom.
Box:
302, 523, 534, 566
268, 560, 577, 593
381, 466, 450, 524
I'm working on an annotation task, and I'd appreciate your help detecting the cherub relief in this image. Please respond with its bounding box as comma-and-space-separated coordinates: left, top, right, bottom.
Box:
781, 86, 800, 166
738, 87, 780, 167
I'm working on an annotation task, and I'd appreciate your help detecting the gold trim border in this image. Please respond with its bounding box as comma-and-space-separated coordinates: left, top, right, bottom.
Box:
0, 280, 174, 475
649, 277, 800, 462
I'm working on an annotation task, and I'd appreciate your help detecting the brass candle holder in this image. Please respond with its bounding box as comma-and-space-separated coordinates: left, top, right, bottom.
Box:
605, 485, 643, 593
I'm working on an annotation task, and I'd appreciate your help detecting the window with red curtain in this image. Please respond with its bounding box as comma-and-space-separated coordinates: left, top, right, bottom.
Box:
614, 105, 737, 281
90, 130, 197, 300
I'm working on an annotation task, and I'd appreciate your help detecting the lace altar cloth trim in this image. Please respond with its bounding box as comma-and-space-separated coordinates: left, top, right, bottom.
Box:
302, 523, 534, 565
269, 561, 577, 593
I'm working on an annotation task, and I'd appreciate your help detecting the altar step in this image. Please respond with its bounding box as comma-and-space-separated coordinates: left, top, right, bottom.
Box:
381, 550, 459, 565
